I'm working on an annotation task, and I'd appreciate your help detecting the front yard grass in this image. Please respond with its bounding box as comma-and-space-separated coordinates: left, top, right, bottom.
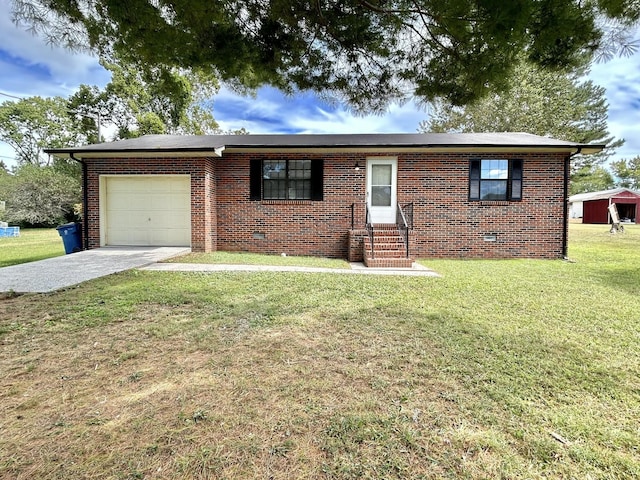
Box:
0, 228, 64, 267
166, 251, 350, 269
0, 224, 638, 479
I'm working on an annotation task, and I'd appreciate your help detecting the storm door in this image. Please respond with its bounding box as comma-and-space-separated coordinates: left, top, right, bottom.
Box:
366, 157, 397, 223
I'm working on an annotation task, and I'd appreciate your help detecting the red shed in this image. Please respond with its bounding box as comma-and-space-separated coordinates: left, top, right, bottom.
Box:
576, 188, 640, 224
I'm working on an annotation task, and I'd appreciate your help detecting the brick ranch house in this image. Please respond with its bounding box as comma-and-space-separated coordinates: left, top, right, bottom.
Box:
46, 133, 604, 267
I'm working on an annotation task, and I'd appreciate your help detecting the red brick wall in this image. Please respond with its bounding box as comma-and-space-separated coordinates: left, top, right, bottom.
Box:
398, 152, 566, 259
216, 152, 363, 258
216, 151, 567, 259
85, 150, 567, 259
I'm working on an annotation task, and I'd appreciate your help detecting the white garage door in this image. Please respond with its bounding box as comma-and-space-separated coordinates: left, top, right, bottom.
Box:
103, 175, 191, 246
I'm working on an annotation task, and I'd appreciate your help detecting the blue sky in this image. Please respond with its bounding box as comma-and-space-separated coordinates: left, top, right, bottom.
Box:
2, 1, 640, 170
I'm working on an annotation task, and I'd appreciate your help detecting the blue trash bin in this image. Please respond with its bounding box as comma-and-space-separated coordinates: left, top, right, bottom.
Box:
56, 222, 83, 254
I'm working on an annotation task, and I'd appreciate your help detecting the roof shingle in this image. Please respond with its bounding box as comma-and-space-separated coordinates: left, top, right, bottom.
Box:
45, 132, 605, 157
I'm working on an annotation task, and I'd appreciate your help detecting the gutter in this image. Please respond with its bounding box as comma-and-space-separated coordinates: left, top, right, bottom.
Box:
563, 147, 582, 259
70, 153, 89, 251
44, 143, 606, 157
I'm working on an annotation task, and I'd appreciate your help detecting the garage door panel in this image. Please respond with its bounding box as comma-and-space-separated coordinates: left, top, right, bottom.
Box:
106, 193, 133, 208
130, 213, 151, 225
108, 229, 149, 246
148, 228, 185, 245
109, 178, 141, 193
151, 194, 188, 211
164, 213, 191, 228
150, 178, 180, 193
108, 217, 132, 229
173, 196, 191, 211
104, 176, 191, 247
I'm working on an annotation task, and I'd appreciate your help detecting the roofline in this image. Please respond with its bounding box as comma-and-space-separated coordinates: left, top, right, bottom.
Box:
45, 143, 605, 159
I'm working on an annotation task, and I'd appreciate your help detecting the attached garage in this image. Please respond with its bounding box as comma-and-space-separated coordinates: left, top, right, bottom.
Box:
100, 175, 191, 247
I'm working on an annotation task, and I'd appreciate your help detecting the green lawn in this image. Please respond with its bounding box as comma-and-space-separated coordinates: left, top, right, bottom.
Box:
0, 228, 64, 267
166, 250, 350, 268
0, 224, 638, 479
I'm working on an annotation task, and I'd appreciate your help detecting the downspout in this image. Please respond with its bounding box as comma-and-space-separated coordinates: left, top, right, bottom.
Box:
70, 153, 89, 250
563, 148, 582, 259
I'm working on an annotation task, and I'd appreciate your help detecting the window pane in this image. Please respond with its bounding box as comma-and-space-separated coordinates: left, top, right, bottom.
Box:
289, 160, 311, 179
300, 180, 310, 198
372, 164, 392, 185
480, 180, 507, 200
263, 160, 286, 179
372, 186, 392, 206
264, 179, 286, 199
288, 180, 311, 199
481, 160, 508, 180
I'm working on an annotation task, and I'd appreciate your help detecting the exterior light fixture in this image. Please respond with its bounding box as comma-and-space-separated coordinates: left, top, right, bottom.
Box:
354, 162, 362, 171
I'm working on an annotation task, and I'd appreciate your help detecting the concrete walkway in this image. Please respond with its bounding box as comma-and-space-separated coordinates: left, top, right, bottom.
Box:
1, 250, 439, 294
0, 247, 190, 293
142, 261, 440, 277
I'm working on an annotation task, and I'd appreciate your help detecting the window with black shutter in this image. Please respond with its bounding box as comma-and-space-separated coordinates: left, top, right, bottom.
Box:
469, 159, 523, 201
250, 159, 323, 201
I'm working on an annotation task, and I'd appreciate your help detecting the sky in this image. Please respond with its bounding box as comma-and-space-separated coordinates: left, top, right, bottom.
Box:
2, 1, 640, 171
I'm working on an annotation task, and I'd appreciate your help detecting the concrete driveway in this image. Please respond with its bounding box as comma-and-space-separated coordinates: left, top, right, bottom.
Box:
0, 247, 190, 293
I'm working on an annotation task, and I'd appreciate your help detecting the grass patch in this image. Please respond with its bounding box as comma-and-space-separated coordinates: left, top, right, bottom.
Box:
0, 224, 638, 478
0, 228, 64, 267
165, 250, 350, 269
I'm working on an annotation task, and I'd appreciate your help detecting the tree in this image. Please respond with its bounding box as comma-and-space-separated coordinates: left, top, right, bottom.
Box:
0, 97, 87, 166
570, 165, 615, 195
10, 0, 640, 112
0, 96, 89, 225
68, 59, 221, 140
66, 84, 111, 144
1, 164, 81, 226
419, 59, 623, 184
610, 157, 640, 189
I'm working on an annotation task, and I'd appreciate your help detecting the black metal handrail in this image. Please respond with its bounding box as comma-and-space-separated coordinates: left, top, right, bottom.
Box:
402, 202, 414, 230
396, 202, 414, 258
365, 203, 374, 259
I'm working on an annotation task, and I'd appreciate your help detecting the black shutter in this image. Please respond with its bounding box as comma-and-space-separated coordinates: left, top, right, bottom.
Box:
469, 160, 480, 200
310, 159, 324, 201
510, 159, 523, 200
250, 159, 262, 200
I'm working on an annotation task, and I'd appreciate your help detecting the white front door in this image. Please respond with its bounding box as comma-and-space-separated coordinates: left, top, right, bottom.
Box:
367, 157, 397, 224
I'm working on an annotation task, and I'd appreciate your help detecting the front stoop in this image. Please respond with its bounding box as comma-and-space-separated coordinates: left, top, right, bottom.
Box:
363, 225, 414, 268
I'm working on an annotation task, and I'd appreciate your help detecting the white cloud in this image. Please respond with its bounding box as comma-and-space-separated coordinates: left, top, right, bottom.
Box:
0, 2, 109, 98
214, 86, 429, 135
295, 102, 428, 134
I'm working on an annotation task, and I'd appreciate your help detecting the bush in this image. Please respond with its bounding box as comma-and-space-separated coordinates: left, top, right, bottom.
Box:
2, 165, 81, 227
